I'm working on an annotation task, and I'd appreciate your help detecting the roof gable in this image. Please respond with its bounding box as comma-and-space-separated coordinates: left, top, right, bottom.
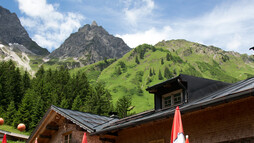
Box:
146, 74, 231, 102
51, 105, 118, 132
27, 105, 118, 143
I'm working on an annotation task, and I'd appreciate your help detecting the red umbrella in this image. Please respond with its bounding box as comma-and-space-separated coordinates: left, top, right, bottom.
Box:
82, 132, 87, 143
171, 106, 185, 143
185, 135, 189, 143
2, 134, 7, 143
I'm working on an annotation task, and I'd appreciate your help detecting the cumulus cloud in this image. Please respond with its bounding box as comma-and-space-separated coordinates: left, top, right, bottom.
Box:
122, 0, 155, 27
16, 0, 84, 51
118, 0, 254, 54
170, 0, 254, 54
116, 26, 171, 48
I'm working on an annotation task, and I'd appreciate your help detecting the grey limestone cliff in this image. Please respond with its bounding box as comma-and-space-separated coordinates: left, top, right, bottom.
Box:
50, 21, 131, 65
0, 6, 49, 56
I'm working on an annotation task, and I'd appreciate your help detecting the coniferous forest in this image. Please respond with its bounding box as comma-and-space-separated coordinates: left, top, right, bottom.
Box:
0, 60, 114, 132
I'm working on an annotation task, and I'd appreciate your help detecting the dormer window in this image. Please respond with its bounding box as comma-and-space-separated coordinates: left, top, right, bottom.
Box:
162, 89, 183, 108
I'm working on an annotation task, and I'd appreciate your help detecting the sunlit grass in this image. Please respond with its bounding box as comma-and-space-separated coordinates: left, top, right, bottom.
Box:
0, 125, 30, 136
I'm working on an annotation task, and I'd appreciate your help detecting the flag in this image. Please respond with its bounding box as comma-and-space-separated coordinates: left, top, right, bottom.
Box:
170, 106, 185, 143
185, 135, 189, 143
82, 132, 87, 143
2, 134, 6, 143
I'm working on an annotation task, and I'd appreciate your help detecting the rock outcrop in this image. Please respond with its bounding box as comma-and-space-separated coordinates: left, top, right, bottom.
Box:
0, 6, 49, 56
50, 21, 131, 65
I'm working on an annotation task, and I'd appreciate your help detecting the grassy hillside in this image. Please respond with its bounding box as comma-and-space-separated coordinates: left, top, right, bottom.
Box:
5, 39, 253, 114
156, 40, 254, 80
92, 40, 254, 113
0, 125, 30, 136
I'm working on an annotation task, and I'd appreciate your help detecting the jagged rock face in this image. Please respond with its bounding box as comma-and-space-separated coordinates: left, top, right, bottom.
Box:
0, 6, 49, 56
50, 22, 131, 64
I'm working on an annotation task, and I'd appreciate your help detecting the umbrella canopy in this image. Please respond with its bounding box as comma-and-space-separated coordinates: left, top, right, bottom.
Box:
171, 106, 185, 143
2, 134, 7, 143
185, 135, 189, 143
82, 132, 87, 143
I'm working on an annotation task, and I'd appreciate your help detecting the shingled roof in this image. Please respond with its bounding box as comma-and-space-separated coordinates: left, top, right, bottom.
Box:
51, 105, 118, 132
27, 105, 118, 143
92, 77, 254, 135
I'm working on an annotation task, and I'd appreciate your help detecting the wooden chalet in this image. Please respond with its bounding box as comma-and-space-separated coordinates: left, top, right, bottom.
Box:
28, 74, 254, 143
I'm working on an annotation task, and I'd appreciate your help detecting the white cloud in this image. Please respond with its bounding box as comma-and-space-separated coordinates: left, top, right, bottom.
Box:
170, 0, 254, 54
226, 34, 242, 51
16, 0, 84, 52
118, 0, 254, 54
122, 0, 155, 27
116, 26, 171, 48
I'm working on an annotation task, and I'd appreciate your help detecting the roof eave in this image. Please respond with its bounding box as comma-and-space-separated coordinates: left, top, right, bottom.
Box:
146, 76, 180, 91
51, 105, 95, 133
91, 88, 253, 135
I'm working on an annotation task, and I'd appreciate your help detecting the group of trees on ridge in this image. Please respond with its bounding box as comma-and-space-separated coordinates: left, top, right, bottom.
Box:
0, 60, 131, 132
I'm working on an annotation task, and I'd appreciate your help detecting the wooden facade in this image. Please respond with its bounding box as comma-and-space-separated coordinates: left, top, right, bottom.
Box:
28, 75, 254, 143
113, 96, 254, 143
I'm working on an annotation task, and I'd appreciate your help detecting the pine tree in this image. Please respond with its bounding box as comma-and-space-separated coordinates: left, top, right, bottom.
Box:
135, 56, 140, 64
5, 101, 16, 125
152, 46, 156, 52
166, 53, 170, 61
36, 66, 45, 78
50, 91, 59, 106
0, 83, 3, 112
30, 96, 45, 130
12, 68, 24, 109
60, 98, 69, 109
161, 58, 164, 65
22, 70, 30, 91
84, 82, 112, 115
149, 68, 153, 76
104, 57, 108, 64
0, 106, 4, 118
0, 61, 13, 110
14, 92, 33, 130
158, 70, 163, 80
72, 95, 83, 111
164, 67, 172, 79
115, 67, 122, 75
116, 95, 132, 118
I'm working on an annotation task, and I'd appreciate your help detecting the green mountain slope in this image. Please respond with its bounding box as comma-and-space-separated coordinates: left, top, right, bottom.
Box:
82, 40, 253, 113
22, 39, 253, 113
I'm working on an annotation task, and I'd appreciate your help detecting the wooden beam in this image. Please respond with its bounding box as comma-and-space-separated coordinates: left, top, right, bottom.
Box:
46, 125, 59, 131
106, 132, 118, 137
39, 135, 52, 139
99, 138, 115, 143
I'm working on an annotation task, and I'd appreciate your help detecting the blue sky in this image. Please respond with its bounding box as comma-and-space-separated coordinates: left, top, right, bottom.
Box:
0, 0, 253, 55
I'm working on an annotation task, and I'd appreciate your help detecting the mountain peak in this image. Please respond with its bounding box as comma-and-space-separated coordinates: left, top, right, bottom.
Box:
0, 6, 49, 56
91, 21, 98, 26
50, 22, 131, 65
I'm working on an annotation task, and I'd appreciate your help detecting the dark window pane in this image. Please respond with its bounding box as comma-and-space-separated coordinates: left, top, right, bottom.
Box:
174, 93, 181, 104
164, 96, 171, 107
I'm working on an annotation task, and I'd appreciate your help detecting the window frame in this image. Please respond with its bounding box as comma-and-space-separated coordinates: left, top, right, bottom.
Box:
162, 89, 183, 108
62, 131, 72, 143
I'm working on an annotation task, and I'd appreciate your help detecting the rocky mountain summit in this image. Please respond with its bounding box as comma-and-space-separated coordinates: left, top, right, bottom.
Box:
0, 6, 49, 56
50, 21, 131, 65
